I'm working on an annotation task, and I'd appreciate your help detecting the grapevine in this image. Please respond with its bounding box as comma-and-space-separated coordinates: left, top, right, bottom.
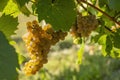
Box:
0, 0, 120, 79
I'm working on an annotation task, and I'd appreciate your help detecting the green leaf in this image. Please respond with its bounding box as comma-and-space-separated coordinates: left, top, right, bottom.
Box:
36, 0, 76, 31
13, 0, 31, 16
110, 48, 120, 58
108, 0, 120, 11
114, 49, 120, 58
101, 15, 115, 27
93, 27, 105, 43
0, 14, 18, 40
18, 53, 26, 64
87, 7, 97, 15
98, 34, 107, 45
101, 45, 107, 56
20, 6, 31, 16
9, 41, 26, 64
98, 0, 108, 7
0, 32, 19, 80
14, 0, 30, 7
105, 35, 112, 55
77, 38, 85, 64
0, 0, 9, 11
113, 29, 120, 49
98, 34, 113, 56
3, 0, 20, 17
98, 34, 107, 56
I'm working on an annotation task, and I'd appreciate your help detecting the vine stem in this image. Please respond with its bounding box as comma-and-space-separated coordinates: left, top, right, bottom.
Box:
77, 0, 120, 25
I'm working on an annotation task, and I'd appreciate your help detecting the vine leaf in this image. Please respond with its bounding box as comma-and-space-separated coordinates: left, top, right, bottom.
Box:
20, 6, 31, 16
0, 0, 9, 11
92, 25, 105, 43
77, 38, 85, 64
98, 34, 107, 45
14, 0, 30, 7
0, 32, 19, 80
98, 34, 107, 56
101, 15, 115, 27
0, 14, 18, 40
113, 29, 120, 49
13, 0, 31, 16
111, 48, 120, 58
98, 34, 119, 57
36, 0, 76, 31
108, 0, 120, 11
3, 0, 20, 17
98, 0, 108, 7
105, 35, 112, 55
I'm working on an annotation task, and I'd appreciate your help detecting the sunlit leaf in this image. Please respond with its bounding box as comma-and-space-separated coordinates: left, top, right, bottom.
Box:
3, 0, 20, 17
98, 34, 107, 45
0, 14, 18, 40
13, 0, 31, 16
77, 38, 85, 64
98, 34, 107, 56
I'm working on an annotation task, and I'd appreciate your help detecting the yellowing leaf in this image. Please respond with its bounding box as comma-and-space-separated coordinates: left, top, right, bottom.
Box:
3, 0, 20, 17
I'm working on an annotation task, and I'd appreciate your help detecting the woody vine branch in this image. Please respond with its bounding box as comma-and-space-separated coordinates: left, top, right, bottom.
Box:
77, 0, 120, 26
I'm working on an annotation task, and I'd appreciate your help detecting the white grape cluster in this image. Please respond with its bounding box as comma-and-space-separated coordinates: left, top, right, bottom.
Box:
22, 20, 67, 75
71, 13, 98, 37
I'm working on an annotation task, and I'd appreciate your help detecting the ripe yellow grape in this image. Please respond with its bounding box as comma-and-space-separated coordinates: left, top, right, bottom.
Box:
71, 14, 98, 38
22, 20, 67, 75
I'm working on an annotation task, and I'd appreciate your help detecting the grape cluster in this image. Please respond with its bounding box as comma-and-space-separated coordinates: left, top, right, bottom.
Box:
22, 20, 67, 75
71, 13, 98, 37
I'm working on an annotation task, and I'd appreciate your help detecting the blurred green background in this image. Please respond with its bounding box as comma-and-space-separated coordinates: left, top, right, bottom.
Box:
12, 14, 120, 80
